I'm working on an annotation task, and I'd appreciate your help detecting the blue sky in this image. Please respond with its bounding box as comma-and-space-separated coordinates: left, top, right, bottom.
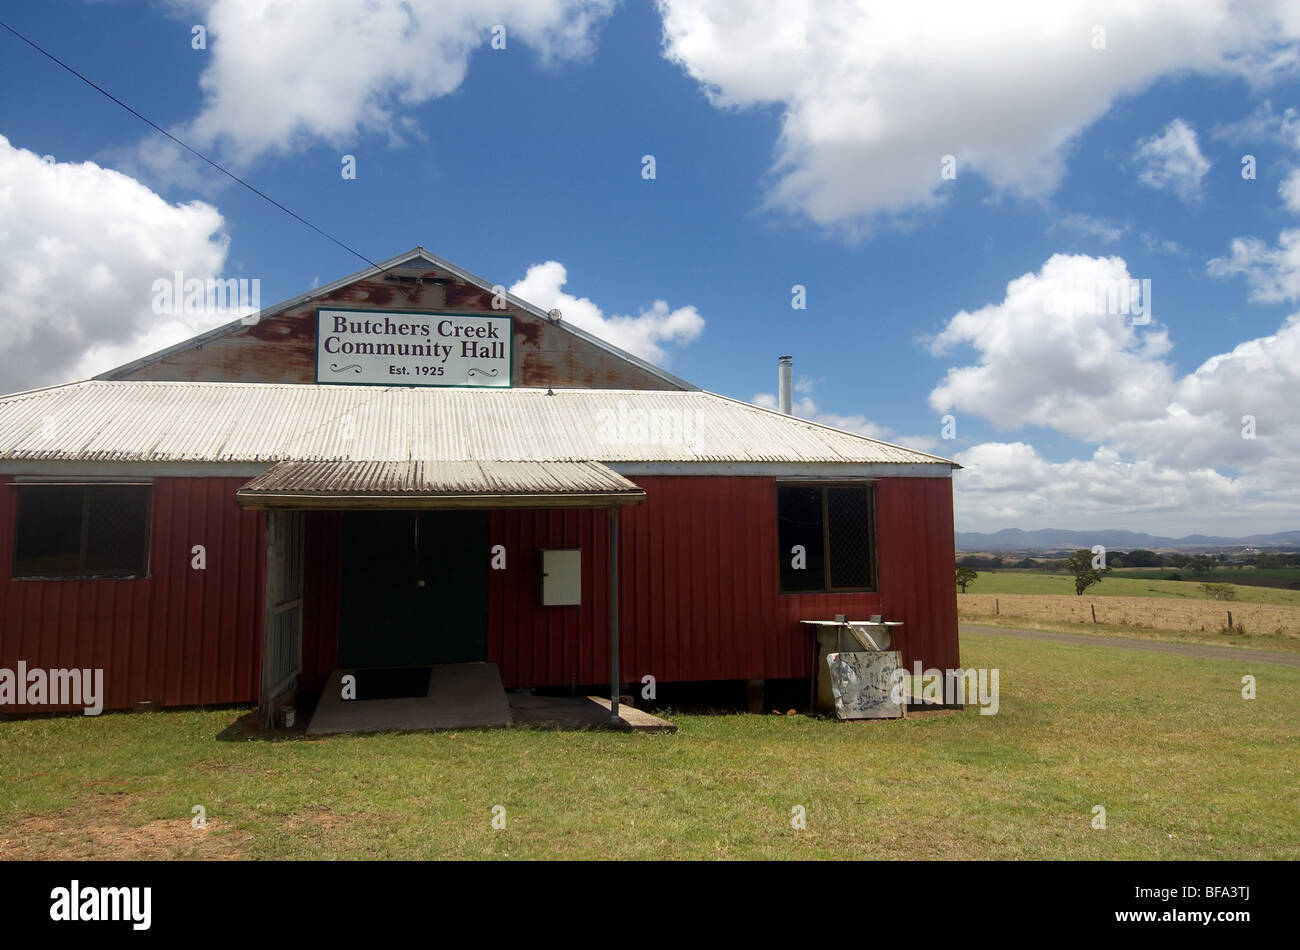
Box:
1, 0, 1299, 535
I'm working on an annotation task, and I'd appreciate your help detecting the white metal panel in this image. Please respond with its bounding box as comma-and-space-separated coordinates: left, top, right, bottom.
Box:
541, 549, 582, 606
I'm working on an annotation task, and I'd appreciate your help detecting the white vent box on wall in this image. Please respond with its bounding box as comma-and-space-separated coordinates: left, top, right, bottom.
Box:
541, 549, 582, 606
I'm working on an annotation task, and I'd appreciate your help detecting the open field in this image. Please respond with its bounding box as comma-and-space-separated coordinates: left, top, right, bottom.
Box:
1, 632, 1296, 860
959, 593, 1300, 652
1113, 567, 1300, 590
959, 569, 1300, 606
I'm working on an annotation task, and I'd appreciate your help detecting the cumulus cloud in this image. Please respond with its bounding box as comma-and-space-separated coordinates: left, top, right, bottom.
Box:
1133, 118, 1211, 201
929, 253, 1300, 529
509, 261, 704, 366
1208, 230, 1300, 303
771, 250, 1300, 532
951, 442, 1255, 533
928, 254, 1175, 442
1101, 314, 1300, 473
0, 137, 234, 394
171, 0, 615, 165
656, 0, 1300, 227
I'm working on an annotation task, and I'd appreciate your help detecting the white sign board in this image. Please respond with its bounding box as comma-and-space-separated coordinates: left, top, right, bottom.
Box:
316, 309, 512, 387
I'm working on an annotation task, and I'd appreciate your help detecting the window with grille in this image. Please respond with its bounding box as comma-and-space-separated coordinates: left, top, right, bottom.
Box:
777, 482, 875, 592
12, 483, 151, 578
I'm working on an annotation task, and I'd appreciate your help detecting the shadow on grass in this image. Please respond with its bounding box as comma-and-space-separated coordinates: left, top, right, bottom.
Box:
213, 708, 309, 743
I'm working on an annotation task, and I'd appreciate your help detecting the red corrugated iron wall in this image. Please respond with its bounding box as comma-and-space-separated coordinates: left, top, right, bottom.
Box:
0, 476, 265, 712
482, 475, 959, 688
875, 476, 961, 671
488, 507, 611, 688
0, 473, 956, 710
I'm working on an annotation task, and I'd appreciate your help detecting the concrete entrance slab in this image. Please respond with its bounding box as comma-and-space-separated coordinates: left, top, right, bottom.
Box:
307, 662, 511, 735
508, 693, 677, 732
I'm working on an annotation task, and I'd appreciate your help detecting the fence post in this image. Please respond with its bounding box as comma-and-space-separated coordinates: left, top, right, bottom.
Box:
1091, 604, 1097, 624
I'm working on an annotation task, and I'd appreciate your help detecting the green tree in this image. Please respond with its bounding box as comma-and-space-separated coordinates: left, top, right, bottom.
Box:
1190, 554, 1215, 577
956, 566, 978, 593
1066, 548, 1108, 596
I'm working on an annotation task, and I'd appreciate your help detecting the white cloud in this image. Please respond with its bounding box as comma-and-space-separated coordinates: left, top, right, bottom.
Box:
929, 253, 1300, 529
1281, 167, 1300, 212
97, 137, 229, 200
1133, 118, 1212, 201
174, 0, 615, 165
1054, 214, 1127, 243
1211, 102, 1300, 151
656, 0, 1300, 227
928, 254, 1175, 442
1208, 229, 1300, 303
1140, 232, 1185, 256
793, 376, 819, 394
1206, 101, 1300, 304
1097, 313, 1300, 474
0, 137, 233, 394
509, 261, 704, 365
951, 442, 1252, 533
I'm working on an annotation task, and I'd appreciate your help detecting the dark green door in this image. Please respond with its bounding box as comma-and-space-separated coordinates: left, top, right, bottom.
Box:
338, 510, 488, 668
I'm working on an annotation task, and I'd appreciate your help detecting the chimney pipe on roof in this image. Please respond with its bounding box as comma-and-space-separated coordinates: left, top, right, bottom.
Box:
778, 355, 792, 415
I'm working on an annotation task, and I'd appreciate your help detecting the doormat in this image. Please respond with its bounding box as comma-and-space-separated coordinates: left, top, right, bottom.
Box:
352, 666, 433, 701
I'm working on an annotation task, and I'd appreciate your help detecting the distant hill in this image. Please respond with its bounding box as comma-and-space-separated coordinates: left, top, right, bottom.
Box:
954, 528, 1300, 552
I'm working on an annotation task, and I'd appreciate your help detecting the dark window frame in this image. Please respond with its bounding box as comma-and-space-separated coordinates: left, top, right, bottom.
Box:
776, 480, 877, 594
11, 481, 153, 580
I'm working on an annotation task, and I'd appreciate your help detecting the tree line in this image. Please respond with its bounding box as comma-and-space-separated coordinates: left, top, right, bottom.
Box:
957, 550, 1300, 571
956, 548, 1300, 597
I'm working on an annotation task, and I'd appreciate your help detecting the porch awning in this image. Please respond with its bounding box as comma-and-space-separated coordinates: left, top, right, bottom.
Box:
235, 460, 645, 509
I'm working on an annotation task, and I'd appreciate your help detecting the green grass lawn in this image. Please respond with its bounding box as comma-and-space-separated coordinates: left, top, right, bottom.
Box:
963, 569, 1300, 605
1116, 566, 1300, 590
958, 614, 1300, 653
1, 632, 1296, 860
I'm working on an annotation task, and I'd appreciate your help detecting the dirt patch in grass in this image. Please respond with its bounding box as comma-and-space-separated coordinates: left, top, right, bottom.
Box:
0, 794, 245, 860
283, 804, 354, 830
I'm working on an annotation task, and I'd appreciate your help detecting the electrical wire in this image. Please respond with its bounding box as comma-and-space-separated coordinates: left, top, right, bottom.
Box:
0, 17, 394, 277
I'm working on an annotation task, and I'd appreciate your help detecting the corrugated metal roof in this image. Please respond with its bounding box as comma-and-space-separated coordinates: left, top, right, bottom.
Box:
235, 459, 645, 509
0, 380, 955, 467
